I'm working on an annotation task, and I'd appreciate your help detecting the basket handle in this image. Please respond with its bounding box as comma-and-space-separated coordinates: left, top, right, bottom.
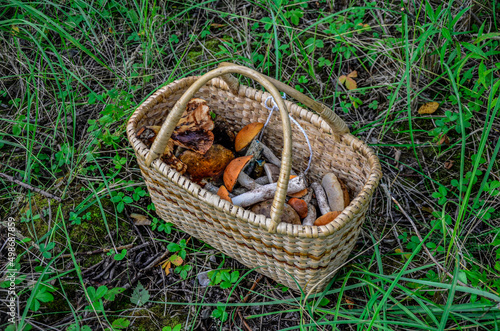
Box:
145, 64, 293, 234
218, 62, 350, 137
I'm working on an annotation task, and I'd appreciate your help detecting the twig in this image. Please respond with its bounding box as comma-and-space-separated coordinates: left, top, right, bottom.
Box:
389, 193, 469, 287
60, 243, 135, 258
237, 311, 253, 331
0, 172, 62, 202
232, 274, 263, 328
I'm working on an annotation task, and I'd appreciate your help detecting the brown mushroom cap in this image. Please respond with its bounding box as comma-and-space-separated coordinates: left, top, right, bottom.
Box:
314, 211, 342, 226
223, 155, 253, 192
235, 122, 264, 152
287, 198, 308, 219
217, 185, 232, 203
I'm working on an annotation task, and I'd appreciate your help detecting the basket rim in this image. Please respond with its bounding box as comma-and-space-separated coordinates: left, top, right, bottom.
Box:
127, 75, 382, 238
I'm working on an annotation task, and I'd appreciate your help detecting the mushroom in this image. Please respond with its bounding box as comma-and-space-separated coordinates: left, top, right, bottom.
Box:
231, 174, 307, 207
321, 173, 345, 211
223, 155, 260, 192
314, 211, 342, 226
160, 140, 187, 174
311, 182, 331, 215
235, 122, 264, 152
136, 125, 160, 146
202, 181, 220, 194
255, 176, 270, 185
217, 185, 232, 202
235, 122, 284, 170
301, 204, 317, 226
339, 178, 350, 208
179, 144, 234, 183
287, 198, 308, 219
250, 199, 301, 225
260, 144, 282, 167
264, 163, 280, 183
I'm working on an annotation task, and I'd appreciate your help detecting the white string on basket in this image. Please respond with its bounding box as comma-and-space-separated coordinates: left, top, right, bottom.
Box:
260, 93, 313, 173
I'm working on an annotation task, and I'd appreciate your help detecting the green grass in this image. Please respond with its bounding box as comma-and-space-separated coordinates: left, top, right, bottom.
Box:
1, 0, 500, 330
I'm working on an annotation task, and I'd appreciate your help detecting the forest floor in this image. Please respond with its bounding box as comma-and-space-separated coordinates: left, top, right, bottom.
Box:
1, 1, 500, 330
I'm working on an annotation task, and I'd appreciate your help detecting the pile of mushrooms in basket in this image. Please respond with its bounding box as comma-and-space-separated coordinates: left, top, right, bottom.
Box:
136, 98, 349, 227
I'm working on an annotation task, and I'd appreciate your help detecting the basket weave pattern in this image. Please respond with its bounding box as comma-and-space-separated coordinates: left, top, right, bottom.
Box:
127, 76, 382, 292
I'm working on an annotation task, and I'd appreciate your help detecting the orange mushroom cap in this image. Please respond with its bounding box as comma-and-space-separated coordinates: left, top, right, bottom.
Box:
223, 155, 253, 192
287, 198, 308, 219
314, 211, 341, 226
217, 185, 232, 203
235, 122, 264, 152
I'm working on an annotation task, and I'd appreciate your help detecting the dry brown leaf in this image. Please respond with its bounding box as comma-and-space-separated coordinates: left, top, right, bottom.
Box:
437, 134, 450, 145
162, 260, 171, 276
345, 296, 355, 309
347, 70, 358, 78
130, 213, 151, 226
345, 77, 357, 90
418, 101, 439, 114
444, 160, 454, 169
339, 74, 357, 90
421, 206, 434, 214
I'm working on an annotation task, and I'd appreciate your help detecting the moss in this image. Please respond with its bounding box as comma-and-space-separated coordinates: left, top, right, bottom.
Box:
17, 192, 135, 267
129, 303, 187, 331
186, 38, 223, 65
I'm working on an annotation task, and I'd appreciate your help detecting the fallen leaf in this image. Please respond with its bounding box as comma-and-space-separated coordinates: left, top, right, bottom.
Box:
345, 77, 357, 90
444, 160, 454, 169
347, 70, 357, 78
395, 248, 411, 260
421, 206, 434, 214
339, 73, 357, 90
418, 102, 439, 114
130, 213, 151, 226
170, 254, 183, 266
161, 260, 171, 276
437, 134, 450, 145
344, 296, 355, 309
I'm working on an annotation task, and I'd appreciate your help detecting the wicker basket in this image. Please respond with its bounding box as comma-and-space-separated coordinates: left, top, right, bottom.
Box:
127, 64, 382, 293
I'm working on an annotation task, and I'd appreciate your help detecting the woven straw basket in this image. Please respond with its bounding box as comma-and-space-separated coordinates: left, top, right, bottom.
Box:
127, 63, 382, 293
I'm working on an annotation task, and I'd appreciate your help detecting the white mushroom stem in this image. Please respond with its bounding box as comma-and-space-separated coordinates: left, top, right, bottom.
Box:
255, 176, 270, 185
232, 187, 249, 195
302, 189, 313, 204
203, 182, 235, 197
261, 145, 297, 176
232, 175, 307, 207
261, 143, 281, 167
238, 171, 261, 190
203, 182, 219, 194
302, 204, 317, 226
264, 163, 280, 183
311, 182, 331, 215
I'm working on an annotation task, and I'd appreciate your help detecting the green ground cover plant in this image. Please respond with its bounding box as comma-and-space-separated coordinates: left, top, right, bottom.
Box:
0, 0, 499, 330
